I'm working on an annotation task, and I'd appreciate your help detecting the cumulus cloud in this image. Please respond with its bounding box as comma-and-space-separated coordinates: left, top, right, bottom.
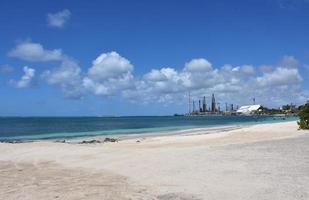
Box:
42, 58, 83, 98
184, 58, 212, 72
124, 60, 223, 103
240, 65, 255, 75
83, 52, 134, 96
47, 9, 71, 28
83, 73, 134, 96
10, 66, 35, 88
259, 65, 273, 73
87, 52, 133, 80
143, 69, 168, 82
40, 51, 135, 98
256, 67, 302, 87
142, 67, 187, 93
8, 41, 63, 62
7, 41, 307, 106
7, 41, 83, 97
123, 56, 307, 106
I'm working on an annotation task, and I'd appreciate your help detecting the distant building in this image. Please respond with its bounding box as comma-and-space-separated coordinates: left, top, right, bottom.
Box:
236, 105, 262, 115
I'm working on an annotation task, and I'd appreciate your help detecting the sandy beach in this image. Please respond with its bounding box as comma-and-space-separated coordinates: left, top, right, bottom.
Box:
1, 121, 309, 200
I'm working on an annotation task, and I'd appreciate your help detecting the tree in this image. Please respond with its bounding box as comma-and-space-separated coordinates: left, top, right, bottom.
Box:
282, 104, 291, 111
298, 103, 309, 129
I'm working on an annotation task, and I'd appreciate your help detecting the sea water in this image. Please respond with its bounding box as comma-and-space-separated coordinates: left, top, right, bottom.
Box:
0, 115, 298, 141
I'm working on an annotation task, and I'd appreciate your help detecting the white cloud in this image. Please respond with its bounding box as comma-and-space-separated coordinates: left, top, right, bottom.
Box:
88, 52, 133, 80
47, 9, 71, 28
40, 51, 136, 98
259, 65, 273, 73
124, 59, 224, 103
83, 52, 134, 96
240, 65, 255, 75
184, 58, 212, 72
8, 41, 307, 107
82, 77, 108, 96
42, 59, 80, 85
143, 69, 167, 81
124, 56, 307, 106
10, 66, 35, 88
256, 67, 302, 87
42, 58, 83, 98
83, 72, 134, 96
144, 68, 178, 82
8, 41, 63, 62
7, 41, 83, 98
142, 67, 186, 94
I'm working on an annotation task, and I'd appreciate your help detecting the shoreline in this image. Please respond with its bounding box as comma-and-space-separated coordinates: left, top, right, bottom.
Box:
68, 124, 244, 144
0, 124, 243, 144
0, 117, 298, 143
1, 121, 309, 199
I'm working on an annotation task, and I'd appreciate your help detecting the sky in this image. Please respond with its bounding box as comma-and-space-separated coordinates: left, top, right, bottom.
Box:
1, 0, 309, 116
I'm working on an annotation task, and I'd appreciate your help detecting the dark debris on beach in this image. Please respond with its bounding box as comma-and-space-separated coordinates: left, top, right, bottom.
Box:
77, 137, 119, 144
0, 139, 31, 144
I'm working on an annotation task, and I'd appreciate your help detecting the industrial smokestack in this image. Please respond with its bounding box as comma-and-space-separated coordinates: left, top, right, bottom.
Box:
192, 100, 195, 112
188, 92, 191, 114
211, 94, 216, 113
203, 96, 206, 112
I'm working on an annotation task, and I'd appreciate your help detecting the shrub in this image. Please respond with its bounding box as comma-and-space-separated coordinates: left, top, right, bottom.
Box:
298, 103, 309, 129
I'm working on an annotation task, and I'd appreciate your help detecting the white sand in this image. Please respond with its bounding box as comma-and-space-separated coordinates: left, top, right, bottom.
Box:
1, 121, 309, 200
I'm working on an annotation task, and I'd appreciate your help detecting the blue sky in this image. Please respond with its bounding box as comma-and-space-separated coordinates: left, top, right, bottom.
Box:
1, 0, 309, 116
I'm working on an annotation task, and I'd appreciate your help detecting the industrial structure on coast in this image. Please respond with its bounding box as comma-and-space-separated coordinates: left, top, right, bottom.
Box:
187, 93, 241, 116
186, 93, 298, 116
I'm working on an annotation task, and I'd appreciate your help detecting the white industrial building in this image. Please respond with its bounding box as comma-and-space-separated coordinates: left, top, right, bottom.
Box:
236, 105, 262, 115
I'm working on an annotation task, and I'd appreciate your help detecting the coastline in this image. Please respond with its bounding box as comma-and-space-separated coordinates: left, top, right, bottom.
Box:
0, 124, 243, 143
0, 116, 298, 143
1, 120, 309, 199
68, 124, 244, 144
75, 117, 298, 143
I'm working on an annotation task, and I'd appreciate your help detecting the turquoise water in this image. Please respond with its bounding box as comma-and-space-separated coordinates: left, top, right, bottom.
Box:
0, 116, 298, 141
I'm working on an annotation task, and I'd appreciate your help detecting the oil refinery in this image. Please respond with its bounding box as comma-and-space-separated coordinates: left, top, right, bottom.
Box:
187, 93, 241, 116
186, 93, 298, 116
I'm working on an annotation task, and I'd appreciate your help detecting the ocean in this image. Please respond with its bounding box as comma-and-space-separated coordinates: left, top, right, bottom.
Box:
0, 115, 297, 141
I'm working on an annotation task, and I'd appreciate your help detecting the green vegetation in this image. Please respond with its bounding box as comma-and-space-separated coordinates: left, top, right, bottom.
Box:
259, 106, 283, 115
298, 103, 309, 129
259, 104, 299, 115
282, 104, 292, 111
